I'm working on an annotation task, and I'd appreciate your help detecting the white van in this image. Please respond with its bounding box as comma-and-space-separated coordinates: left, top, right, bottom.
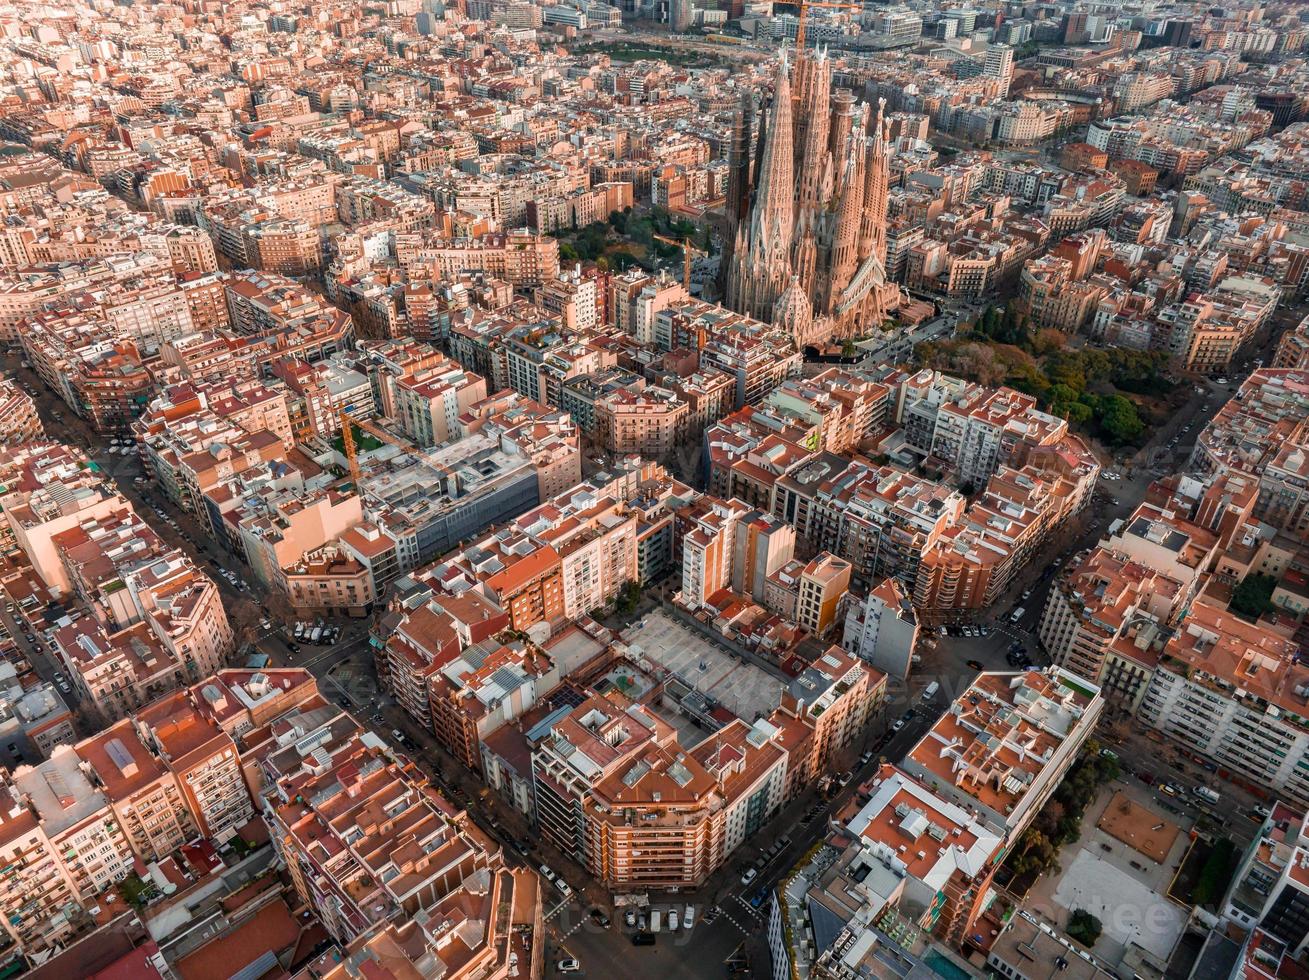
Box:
650, 909, 662, 933
922, 681, 940, 701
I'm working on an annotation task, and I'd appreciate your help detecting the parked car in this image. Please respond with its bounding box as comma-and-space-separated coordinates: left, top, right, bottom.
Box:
557, 958, 580, 973
538, 864, 556, 883
624, 909, 637, 928
631, 932, 655, 946
668, 909, 679, 930
740, 868, 757, 886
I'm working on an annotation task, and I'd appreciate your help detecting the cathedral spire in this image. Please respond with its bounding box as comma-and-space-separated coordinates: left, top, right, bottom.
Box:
736, 56, 795, 320
857, 97, 890, 268
794, 44, 831, 215
719, 89, 753, 297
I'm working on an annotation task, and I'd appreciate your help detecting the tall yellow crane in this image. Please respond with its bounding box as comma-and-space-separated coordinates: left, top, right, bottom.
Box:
652, 232, 706, 292
338, 408, 453, 487
794, 0, 862, 52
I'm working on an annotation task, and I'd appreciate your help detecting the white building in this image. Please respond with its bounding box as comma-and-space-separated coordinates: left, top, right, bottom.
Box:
842, 577, 919, 680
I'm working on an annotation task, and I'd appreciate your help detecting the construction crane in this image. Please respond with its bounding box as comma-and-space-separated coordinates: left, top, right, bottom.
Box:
338, 408, 453, 488
652, 232, 706, 292
794, 0, 862, 53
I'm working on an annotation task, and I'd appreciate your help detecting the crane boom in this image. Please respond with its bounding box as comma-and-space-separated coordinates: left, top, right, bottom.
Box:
652, 232, 705, 291
794, 0, 861, 52
338, 408, 456, 488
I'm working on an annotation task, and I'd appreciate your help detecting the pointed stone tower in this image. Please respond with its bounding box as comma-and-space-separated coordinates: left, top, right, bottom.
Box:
733, 54, 795, 321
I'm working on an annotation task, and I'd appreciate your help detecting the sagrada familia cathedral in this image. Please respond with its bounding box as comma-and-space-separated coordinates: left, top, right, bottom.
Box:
720, 48, 902, 349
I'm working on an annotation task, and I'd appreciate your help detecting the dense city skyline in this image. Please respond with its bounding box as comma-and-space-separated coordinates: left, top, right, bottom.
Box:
0, 0, 1306, 978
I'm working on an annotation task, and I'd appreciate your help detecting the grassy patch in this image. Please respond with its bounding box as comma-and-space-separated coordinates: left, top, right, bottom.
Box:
331, 423, 385, 457
571, 42, 727, 67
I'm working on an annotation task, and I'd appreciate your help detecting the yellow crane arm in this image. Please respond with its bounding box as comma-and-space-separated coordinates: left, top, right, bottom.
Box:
652, 232, 706, 291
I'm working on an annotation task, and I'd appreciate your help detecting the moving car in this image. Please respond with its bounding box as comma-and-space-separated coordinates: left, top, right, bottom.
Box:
557, 958, 580, 973
740, 867, 757, 885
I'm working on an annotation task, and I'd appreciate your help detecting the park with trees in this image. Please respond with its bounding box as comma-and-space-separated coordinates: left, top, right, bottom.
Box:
916, 300, 1172, 450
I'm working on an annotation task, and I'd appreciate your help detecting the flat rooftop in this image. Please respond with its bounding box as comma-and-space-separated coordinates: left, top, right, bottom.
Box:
621, 609, 785, 724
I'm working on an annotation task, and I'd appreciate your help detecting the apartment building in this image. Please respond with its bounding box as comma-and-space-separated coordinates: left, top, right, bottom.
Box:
314, 866, 542, 980
1039, 548, 1184, 709
136, 691, 254, 842
268, 723, 502, 944
910, 668, 1103, 832
531, 690, 790, 891
461, 389, 582, 501
282, 544, 378, 616
762, 370, 892, 456
395, 229, 560, 287
1039, 500, 1222, 706
913, 456, 1098, 612
875, 669, 1104, 945
0, 782, 88, 958
78, 720, 194, 862
842, 577, 919, 680
1222, 802, 1309, 957
12, 747, 135, 901
428, 639, 555, 772
393, 358, 488, 447
0, 379, 41, 444
770, 762, 1002, 979
594, 384, 688, 458
779, 647, 885, 791
679, 497, 754, 611
1191, 369, 1309, 535
237, 487, 364, 592
792, 553, 854, 635
1137, 598, 1309, 809
375, 589, 508, 730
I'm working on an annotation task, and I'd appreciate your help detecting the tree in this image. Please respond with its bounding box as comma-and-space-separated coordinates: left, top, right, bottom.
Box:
1032, 327, 1068, 356
1067, 910, 1102, 947
616, 580, 642, 615
559, 242, 580, 263
1096, 394, 1145, 445
1230, 574, 1276, 619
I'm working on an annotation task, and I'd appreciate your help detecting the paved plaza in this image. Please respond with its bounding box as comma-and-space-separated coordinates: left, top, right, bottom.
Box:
622, 609, 787, 723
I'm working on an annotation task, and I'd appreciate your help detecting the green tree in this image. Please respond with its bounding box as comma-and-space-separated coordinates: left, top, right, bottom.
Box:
1230, 574, 1276, 618
1192, 839, 1238, 907
1096, 394, 1145, 445
1067, 910, 1102, 947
